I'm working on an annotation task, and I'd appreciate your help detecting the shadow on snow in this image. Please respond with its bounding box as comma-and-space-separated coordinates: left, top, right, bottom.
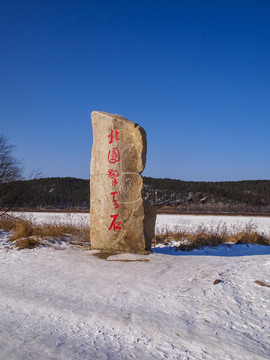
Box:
152, 244, 270, 257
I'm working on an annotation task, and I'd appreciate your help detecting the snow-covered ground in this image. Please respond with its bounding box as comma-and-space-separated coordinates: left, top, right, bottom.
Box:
1, 213, 270, 359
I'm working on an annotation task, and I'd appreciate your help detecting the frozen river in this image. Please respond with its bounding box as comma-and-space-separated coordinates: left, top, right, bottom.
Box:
11, 212, 270, 236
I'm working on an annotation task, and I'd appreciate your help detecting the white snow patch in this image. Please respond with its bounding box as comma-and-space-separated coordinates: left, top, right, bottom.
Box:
1, 214, 270, 359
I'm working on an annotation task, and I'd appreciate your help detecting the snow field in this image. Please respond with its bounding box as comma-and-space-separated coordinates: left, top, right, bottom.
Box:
0, 213, 269, 359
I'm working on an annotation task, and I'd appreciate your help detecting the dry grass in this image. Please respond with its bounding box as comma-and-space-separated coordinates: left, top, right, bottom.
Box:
226, 231, 270, 246
14, 236, 41, 250
254, 280, 270, 288
1, 215, 270, 251
0, 215, 90, 250
153, 223, 270, 251
0, 216, 18, 232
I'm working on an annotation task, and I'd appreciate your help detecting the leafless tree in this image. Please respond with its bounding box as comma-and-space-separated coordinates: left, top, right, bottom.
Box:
0, 135, 23, 183
0, 135, 23, 215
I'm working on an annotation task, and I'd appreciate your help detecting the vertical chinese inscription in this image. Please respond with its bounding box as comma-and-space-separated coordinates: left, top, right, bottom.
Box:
107, 129, 121, 231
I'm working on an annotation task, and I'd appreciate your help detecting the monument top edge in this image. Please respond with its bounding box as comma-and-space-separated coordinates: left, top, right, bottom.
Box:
91, 111, 142, 128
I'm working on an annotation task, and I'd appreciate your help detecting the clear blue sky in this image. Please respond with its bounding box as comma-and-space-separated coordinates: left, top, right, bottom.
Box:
1, 0, 269, 181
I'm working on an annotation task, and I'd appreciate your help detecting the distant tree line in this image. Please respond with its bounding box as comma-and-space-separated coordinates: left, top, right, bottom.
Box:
142, 177, 270, 207
1, 134, 269, 215
11, 177, 90, 210
4, 176, 270, 214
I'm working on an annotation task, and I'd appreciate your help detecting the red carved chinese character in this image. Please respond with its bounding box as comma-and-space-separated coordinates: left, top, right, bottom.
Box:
111, 191, 119, 209
108, 214, 122, 231
108, 147, 120, 164
108, 129, 120, 144
108, 169, 119, 186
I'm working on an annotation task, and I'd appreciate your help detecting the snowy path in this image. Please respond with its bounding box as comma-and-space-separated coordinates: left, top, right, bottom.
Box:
0, 234, 270, 359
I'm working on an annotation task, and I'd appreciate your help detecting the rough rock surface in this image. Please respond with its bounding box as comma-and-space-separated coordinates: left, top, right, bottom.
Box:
90, 111, 156, 252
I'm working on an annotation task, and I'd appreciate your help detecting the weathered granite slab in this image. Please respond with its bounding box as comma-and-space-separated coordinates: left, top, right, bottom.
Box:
90, 111, 155, 253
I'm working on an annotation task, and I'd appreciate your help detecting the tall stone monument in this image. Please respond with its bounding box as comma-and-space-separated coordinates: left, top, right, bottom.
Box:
90, 111, 156, 253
